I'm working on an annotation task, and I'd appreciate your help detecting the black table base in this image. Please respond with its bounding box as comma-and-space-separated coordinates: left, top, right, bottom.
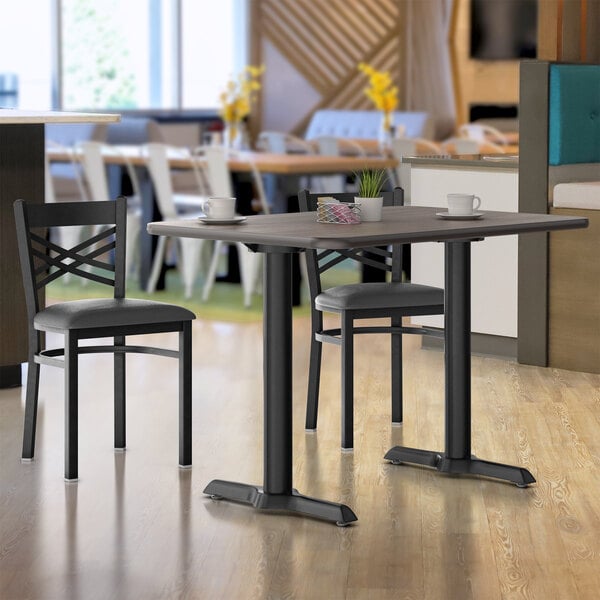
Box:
385, 241, 536, 488
383, 447, 535, 487
204, 480, 357, 525
204, 250, 357, 525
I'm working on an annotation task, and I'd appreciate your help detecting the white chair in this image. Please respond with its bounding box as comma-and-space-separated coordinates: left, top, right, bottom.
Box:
143, 143, 209, 299
77, 141, 142, 280
448, 123, 508, 154
458, 123, 510, 146
256, 131, 314, 154
197, 146, 267, 307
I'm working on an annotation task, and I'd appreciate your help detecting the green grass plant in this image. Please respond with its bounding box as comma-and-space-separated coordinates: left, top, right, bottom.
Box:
355, 168, 388, 198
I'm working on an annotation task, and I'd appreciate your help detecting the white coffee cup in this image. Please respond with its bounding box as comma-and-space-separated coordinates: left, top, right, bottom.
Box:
447, 193, 481, 216
202, 197, 236, 220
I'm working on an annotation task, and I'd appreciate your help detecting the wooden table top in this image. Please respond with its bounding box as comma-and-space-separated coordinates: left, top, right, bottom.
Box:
147, 206, 587, 250
46, 145, 397, 175
0, 109, 120, 124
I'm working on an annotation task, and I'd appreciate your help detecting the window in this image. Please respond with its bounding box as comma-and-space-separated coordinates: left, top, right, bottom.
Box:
0, 0, 244, 112
180, 0, 238, 109
61, 0, 241, 111
0, 2, 53, 110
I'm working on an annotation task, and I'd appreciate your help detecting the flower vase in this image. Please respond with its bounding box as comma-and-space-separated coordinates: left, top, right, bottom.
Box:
224, 121, 247, 150
378, 112, 394, 154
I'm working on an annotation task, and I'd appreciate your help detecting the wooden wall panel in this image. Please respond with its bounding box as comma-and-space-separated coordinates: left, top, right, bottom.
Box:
251, 0, 403, 138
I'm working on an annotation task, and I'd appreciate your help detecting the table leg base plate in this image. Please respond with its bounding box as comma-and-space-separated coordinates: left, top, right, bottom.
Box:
203, 479, 358, 525
384, 446, 536, 486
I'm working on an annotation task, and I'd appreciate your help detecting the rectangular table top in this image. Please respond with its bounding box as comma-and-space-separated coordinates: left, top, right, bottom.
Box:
147, 206, 588, 250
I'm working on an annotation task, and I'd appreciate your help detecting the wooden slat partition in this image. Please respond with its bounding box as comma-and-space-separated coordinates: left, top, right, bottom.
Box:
250, 0, 402, 139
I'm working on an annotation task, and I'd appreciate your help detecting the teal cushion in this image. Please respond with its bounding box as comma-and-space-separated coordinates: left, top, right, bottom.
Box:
549, 64, 600, 165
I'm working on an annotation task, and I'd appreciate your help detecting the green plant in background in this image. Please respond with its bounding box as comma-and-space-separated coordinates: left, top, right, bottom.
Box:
356, 169, 387, 198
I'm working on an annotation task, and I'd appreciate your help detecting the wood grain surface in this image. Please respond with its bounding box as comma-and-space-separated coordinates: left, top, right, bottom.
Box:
1, 316, 600, 599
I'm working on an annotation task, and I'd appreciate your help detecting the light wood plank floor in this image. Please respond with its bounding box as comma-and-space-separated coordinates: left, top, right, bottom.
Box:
1, 315, 599, 600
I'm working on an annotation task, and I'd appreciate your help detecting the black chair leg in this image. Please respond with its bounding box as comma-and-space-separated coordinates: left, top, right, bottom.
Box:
341, 313, 354, 450
179, 321, 192, 468
114, 335, 126, 450
22, 359, 40, 460
391, 316, 403, 424
64, 332, 79, 481
305, 336, 322, 431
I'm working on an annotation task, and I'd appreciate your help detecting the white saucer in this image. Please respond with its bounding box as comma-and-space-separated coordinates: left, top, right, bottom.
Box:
198, 216, 247, 225
436, 211, 484, 220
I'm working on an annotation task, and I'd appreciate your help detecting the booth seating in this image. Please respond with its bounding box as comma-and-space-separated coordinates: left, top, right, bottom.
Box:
304, 109, 435, 142
519, 61, 600, 373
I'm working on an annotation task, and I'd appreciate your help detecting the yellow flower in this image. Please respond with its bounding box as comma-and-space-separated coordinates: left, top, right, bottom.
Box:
219, 64, 265, 125
357, 62, 398, 128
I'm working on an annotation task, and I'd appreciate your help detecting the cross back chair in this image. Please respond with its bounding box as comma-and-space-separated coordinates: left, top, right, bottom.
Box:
298, 188, 445, 450
14, 197, 195, 481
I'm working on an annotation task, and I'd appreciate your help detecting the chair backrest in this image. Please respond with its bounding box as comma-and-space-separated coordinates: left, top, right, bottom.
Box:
78, 141, 110, 203
78, 141, 142, 204
203, 146, 233, 197
459, 123, 508, 145
45, 140, 89, 202
257, 131, 314, 154
14, 197, 128, 320
143, 143, 179, 218
298, 188, 404, 300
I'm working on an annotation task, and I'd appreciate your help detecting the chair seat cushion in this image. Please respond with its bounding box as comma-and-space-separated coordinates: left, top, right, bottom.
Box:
315, 282, 444, 312
35, 298, 195, 330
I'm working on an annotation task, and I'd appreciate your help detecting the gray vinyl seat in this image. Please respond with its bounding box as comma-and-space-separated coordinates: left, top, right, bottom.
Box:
298, 188, 445, 450
14, 196, 195, 482
316, 282, 444, 311
35, 298, 193, 330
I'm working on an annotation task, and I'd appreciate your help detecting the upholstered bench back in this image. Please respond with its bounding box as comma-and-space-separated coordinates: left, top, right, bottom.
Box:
547, 64, 600, 207
549, 64, 600, 166
304, 109, 434, 141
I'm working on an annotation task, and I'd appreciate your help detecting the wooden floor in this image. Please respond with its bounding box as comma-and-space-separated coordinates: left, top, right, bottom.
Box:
1, 315, 600, 600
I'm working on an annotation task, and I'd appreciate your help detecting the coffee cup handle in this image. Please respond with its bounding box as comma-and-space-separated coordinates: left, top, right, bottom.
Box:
473, 196, 481, 211
202, 199, 213, 216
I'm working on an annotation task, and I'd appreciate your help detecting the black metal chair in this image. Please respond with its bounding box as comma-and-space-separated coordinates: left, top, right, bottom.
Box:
298, 188, 445, 450
14, 196, 195, 481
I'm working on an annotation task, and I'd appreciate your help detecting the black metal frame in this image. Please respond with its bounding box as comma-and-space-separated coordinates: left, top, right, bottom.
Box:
14, 197, 194, 481
384, 241, 536, 487
298, 189, 445, 449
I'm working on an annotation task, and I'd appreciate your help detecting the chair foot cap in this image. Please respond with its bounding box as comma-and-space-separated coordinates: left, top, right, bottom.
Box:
391, 422, 404, 428
21, 458, 34, 463
114, 447, 127, 453
304, 428, 317, 433
341, 447, 354, 453
178, 464, 192, 470
64, 477, 79, 483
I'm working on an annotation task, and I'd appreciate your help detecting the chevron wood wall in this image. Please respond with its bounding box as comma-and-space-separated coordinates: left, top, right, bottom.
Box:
250, 0, 403, 138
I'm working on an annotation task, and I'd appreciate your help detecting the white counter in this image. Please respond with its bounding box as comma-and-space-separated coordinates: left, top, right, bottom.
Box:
405, 155, 519, 353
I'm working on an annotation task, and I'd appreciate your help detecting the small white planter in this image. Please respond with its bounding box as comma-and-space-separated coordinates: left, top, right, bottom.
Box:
354, 196, 383, 222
